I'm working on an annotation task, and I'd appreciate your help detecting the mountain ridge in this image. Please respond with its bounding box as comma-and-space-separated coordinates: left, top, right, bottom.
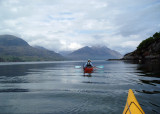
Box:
0, 34, 123, 61
67, 46, 122, 60
0, 35, 29, 46
0, 35, 65, 61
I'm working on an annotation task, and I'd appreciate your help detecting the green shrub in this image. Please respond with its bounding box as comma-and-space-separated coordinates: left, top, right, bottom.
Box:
137, 32, 160, 50
137, 37, 154, 50
153, 32, 160, 41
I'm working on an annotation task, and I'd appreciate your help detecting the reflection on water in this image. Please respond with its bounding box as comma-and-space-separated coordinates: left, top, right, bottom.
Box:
0, 88, 29, 93
135, 90, 160, 94
139, 79, 160, 86
0, 61, 160, 113
137, 63, 160, 78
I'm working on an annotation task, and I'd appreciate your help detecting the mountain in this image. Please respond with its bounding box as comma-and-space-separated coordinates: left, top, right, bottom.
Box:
59, 50, 73, 56
67, 46, 122, 60
0, 35, 29, 46
122, 32, 160, 61
34, 46, 49, 50
0, 35, 65, 62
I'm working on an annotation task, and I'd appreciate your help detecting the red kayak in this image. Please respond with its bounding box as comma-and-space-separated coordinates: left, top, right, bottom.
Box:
83, 67, 94, 73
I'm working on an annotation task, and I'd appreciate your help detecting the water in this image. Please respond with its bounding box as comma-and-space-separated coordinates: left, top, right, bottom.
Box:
0, 60, 159, 114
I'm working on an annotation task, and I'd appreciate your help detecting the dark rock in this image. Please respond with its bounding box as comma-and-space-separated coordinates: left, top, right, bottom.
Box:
122, 32, 160, 61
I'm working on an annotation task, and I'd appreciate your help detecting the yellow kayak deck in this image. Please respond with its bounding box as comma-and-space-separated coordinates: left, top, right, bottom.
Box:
123, 89, 145, 114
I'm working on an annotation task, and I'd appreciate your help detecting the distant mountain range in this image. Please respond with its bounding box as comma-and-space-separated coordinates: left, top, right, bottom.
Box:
59, 50, 73, 56
0, 34, 122, 62
0, 35, 65, 61
66, 46, 122, 60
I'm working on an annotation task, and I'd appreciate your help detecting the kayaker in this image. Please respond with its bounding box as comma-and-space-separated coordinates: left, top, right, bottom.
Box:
84, 59, 94, 68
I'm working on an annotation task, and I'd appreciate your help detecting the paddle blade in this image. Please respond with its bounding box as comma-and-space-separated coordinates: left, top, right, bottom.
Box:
96, 65, 104, 69
75, 66, 81, 68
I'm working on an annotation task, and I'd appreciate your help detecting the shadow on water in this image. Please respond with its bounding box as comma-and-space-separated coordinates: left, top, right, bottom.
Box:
0, 63, 58, 77
137, 63, 160, 78
135, 90, 160, 94
124, 61, 160, 92
139, 79, 160, 86
123, 60, 160, 78
0, 62, 61, 85
0, 88, 29, 93
137, 62, 160, 94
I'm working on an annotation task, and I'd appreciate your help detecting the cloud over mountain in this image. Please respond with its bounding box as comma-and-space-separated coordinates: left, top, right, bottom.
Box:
0, 0, 160, 54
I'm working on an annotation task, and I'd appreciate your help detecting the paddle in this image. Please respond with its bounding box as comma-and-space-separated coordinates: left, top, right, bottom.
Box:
75, 65, 104, 69
95, 65, 104, 69
75, 66, 81, 68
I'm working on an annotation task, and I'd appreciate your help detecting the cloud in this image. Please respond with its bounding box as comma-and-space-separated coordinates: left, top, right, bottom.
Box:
0, 0, 160, 54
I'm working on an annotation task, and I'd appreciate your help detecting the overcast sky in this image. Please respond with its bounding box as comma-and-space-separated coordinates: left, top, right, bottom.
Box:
0, 0, 160, 54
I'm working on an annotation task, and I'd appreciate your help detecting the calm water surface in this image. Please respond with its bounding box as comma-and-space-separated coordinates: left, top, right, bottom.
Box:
0, 61, 160, 114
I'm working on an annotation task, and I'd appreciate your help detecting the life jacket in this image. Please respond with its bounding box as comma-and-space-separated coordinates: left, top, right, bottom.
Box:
87, 62, 92, 67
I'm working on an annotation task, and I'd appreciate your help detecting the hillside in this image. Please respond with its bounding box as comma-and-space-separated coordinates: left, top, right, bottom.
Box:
67, 46, 122, 60
59, 50, 73, 56
123, 32, 160, 61
0, 35, 29, 46
0, 35, 65, 62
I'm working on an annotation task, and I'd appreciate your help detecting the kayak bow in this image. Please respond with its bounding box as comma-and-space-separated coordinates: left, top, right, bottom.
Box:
123, 89, 145, 114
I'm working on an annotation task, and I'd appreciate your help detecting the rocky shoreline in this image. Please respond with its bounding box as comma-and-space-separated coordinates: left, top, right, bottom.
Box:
122, 32, 160, 62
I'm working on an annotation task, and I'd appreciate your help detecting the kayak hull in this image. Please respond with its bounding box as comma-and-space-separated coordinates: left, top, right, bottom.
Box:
84, 67, 94, 73
123, 89, 145, 114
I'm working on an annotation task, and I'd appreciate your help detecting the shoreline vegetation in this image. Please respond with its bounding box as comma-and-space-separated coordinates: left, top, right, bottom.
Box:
121, 32, 160, 62
108, 32, 160, 63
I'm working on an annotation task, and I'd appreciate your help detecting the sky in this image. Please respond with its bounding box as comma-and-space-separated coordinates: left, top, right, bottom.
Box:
0, 0, 160, 54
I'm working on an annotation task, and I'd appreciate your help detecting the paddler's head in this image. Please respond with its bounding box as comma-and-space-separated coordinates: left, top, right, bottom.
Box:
88, 59, 91, 62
